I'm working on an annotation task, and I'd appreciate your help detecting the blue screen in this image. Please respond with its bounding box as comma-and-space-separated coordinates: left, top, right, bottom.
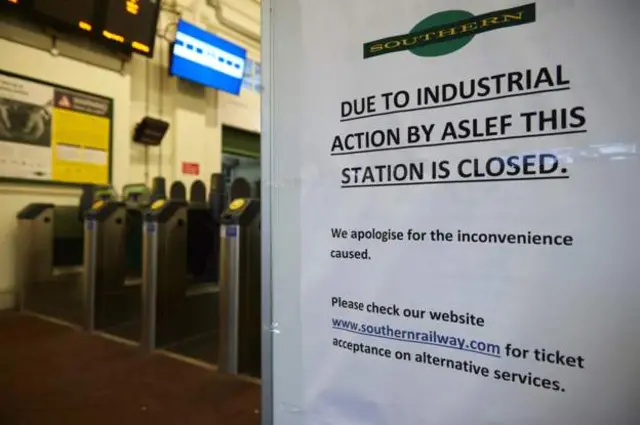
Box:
170, 20, 247, 95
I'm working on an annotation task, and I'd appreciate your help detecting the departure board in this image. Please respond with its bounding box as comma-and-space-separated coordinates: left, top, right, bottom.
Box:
1, 0, 26, 8
103, 0, 160, 55
31, 0, 96, 31
0, 0, 160, 57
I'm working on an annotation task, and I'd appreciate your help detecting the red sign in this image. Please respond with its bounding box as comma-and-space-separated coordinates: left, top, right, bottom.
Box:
182, 162, 200, 176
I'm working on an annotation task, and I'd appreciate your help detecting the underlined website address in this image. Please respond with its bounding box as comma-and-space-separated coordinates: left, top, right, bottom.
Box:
332, 318, 501, 358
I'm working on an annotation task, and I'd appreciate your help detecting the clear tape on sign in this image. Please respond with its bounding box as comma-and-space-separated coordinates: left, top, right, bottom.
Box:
268, 321, 281, 334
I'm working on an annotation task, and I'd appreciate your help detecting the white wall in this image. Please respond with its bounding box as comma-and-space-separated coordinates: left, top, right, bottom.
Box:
0, 37, 131, 309
129, 0, 261, 185
0, 0, 260, 309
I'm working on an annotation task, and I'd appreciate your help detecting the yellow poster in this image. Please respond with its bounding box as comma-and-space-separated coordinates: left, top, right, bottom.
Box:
51, 88, 111, 184
0, 70, 112, 185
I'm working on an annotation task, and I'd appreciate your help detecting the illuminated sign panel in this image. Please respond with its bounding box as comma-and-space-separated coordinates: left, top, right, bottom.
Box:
31, 0, 96, 27
103, 0, 159, 54
170, 20, 247, 95
0, 0, 160, 57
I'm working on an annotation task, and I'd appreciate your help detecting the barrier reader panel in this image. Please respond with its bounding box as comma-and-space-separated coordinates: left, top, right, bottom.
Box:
140, 200, 188, 352
218, 198, 261, 376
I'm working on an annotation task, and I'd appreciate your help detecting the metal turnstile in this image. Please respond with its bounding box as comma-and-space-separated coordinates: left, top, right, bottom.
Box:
83, 200, 144, 340
17, 187, 116, 325
140, 197, 222, 360
17, 204, 85, 325
218, 198, 261, 378
141, 199, 188, 352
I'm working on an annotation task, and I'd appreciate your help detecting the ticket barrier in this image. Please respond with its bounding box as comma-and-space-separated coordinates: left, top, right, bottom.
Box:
17, 186, 116, 325
83, 187, 148, 340
218, 198, 261, 378
140, 199, 221, 362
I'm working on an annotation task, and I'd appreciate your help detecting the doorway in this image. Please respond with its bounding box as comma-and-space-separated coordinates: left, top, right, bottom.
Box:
221, 126, 260, 200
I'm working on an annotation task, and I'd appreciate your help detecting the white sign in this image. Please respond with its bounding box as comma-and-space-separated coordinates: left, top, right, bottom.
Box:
270, 0, 640, 423
219, 56, 261, 133
243, 58, 261, 93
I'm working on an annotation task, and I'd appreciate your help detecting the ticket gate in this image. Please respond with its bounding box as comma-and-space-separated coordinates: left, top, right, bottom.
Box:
17, 186, 116, 326
218, 198, 261, 378
140, 199, 221, 362
83, 185, 148, 340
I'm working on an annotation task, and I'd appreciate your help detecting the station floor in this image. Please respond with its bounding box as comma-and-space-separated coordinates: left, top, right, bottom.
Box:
0, 312, 260, 425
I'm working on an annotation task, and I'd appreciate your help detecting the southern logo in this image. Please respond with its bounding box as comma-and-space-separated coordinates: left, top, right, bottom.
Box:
363, 3, 536, 59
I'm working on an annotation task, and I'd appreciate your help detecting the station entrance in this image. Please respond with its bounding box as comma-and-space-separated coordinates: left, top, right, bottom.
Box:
7, 171, 263, 424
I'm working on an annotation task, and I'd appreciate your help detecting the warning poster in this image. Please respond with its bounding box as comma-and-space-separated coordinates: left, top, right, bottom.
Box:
0, 70, 112, 185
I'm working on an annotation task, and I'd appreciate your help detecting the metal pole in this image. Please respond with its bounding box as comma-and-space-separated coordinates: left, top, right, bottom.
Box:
218, 224, 241, 374
260, 0, 275, 422
82, 218, 98, 332
141, 221, 159, 353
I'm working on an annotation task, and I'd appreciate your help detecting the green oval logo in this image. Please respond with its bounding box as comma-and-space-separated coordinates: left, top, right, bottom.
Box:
408, 10, 475, 57
362, 3, 537, 59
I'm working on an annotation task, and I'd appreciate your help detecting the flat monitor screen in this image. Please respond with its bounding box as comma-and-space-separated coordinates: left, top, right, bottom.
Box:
170, 20, 246, 95
102, 0, 160, 56
31, 0, 96, 29
1, 0, 160, 57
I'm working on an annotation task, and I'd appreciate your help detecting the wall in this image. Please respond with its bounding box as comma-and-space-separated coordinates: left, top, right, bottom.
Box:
0, 0, 261, 309
129, 0, 261, 185
0, 34, 131, 309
